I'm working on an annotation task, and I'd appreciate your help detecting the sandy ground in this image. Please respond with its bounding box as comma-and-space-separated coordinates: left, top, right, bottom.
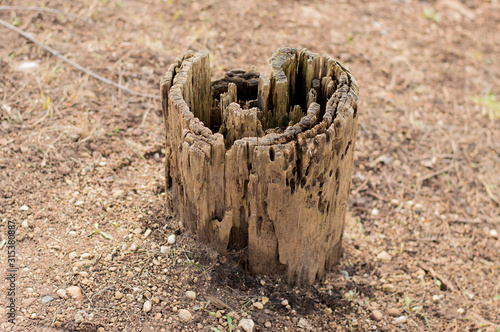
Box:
0, 0, 499, 331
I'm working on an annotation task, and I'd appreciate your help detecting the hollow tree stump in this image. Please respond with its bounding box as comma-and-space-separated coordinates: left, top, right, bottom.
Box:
160, 48, 359, 285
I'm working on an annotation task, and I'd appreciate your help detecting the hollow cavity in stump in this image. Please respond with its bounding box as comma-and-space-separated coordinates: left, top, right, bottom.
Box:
160, 48, 359, 285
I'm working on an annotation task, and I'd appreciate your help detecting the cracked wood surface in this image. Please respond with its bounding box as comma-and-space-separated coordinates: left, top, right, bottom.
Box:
161, 48, 359, 284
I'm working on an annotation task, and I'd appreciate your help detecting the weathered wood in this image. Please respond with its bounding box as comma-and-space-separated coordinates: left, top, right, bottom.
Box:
161, 48, 359, 285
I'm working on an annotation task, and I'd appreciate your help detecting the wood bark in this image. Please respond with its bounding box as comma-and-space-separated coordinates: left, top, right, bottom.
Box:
160, 48, 359, 284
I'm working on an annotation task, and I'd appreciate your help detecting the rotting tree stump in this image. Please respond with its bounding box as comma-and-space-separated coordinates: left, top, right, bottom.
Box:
160, 48, 359, 285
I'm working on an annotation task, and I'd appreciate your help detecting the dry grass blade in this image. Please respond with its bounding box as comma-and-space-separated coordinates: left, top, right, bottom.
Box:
0, 18, 159, 99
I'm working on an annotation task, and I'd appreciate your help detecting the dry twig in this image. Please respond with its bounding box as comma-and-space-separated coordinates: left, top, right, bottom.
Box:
0, 5, 94, 24
477, 174, 500, 207
0, 18, 160, 99
418, 263, 456, 292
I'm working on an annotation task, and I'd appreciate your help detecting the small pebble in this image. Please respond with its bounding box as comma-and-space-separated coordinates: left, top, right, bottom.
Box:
377, 155, 394, 164
41, 295, 53, 304
394, 316, 407, 324
22, 220, 29, 228
387, 308, 401, 317
416, 268, 426, 276
68, 231, 77, 237
238, 318, 255, 332
178, 309, 193, 321
281, 299, 289, 306
129, 243, 138, 251
376, 251, 392, 261
73, 260, 94, 268
340, 270, 349, 278
390, 199, 399, 207
68, 252, 78, 260
66, 286, 83, 301
382, 284, 395, 293
143, 300, 152, 313
114, 291, 124, 300
432, 295, 440, 302
264, 321, 272, 328
371, 208, 379, 216
253, 302, 264, 310
185, 290, 196, 300
133, 227, 143, 234
20, 205, 29, 211
370, 309, 383, 321
457, 308, 465, 314
261, 296, 269, 305
81, 253, 91, 259
490, 229, 498, 239
323, 307, 333, 315
167, 234, 176, 244
143, 229, 152, 238
112, 189, 125, 198
297, 318, 313, 329
160, 246, 170, 254
56, 289, 67, 299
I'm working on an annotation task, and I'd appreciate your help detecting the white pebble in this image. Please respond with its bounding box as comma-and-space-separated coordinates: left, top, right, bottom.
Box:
112, 189, 125, 198
21, 220, 29, 228
143, 229, 152, 238
238, 318, 255, 332
68, 231, 77, 237
20, 205, 29, 211
160, 246, 170, 254
56, 289, 67, 299
371, 208, 379, 216
167, 234, 176, 244
178, 309, 192, 321
185, 290, 196, 300
129, 243, 138, 251
143, 300, 152, 313
432, 295, 440, 302
376, 251, 392, 262
15, 61, 40, 72
489, 229, 498, 239
394, 316, 407, 324
415, 203, 423, 213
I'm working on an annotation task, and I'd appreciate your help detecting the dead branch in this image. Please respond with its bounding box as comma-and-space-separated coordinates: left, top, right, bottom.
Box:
0, 18, 160, 100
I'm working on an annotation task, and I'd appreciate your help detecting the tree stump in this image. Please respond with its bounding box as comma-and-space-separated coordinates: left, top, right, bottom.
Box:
160, 48, 359, 285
